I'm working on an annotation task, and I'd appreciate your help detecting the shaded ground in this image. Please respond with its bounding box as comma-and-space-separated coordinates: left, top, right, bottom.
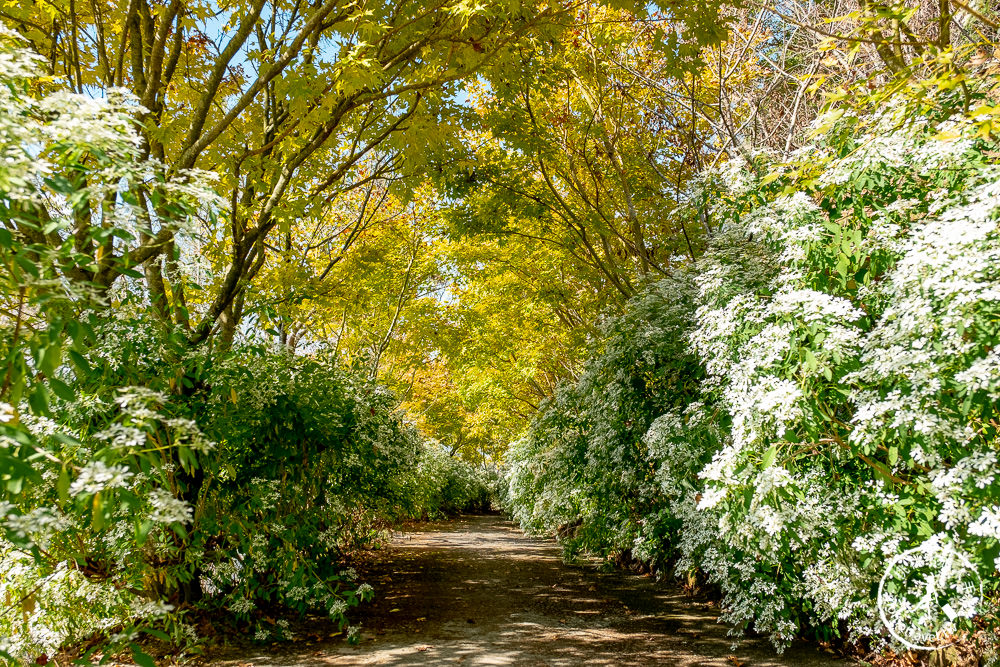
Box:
208, 515, 845, 666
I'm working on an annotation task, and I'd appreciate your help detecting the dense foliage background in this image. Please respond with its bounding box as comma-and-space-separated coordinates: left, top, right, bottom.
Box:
0, 0, 998, 663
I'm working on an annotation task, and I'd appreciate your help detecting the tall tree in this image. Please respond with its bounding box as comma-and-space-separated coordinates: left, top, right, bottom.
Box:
1, 0, 564, 345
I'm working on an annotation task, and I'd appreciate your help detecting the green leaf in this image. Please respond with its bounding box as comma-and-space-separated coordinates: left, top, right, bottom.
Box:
135, 520, 154, 547
761, 444, 777, 468
130, 643, 157, 667
120, 267, 144, 279
49, 377, 76, 401
92, 493, 105, 531
27, 385, 50, 415
68, 349, 92, 373
867, 459, 895, 485
835, 253, 850, 276
803, 349, 818, 372
52, 432, 82, 448
14, 254, 39, 278
759, 171, 781, 186
144, 629, 171, 642
57, 465, 70, 504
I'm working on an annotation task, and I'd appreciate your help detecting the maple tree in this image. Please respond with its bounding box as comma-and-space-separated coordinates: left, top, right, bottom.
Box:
1, 0, 570, 346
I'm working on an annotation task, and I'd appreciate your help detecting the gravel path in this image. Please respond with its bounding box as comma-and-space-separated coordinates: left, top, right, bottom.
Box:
208, 514, 846, 666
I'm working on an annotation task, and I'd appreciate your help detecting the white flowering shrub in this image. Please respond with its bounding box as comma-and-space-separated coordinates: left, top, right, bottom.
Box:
0, 33, 221, 664
184, 350, 417, 636
682, 96, 1000, 650
410, 443, 494, 518
506, 273, 704, 568
507, 85, 1000, 655
0, 388, 212, 663
3, 301, 489, 660
157, 346, 488, 643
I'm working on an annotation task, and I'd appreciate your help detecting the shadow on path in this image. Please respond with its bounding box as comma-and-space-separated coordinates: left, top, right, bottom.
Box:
210, 515, 845, 666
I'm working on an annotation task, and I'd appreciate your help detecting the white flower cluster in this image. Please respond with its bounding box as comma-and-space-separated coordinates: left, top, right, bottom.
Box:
68, 461, 134, 496
147, 488, 193, 525
0, 545, 145, 663
228, 596, 256, 614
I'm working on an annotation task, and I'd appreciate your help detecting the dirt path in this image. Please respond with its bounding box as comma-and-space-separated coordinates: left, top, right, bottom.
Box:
210, 515, 845, 666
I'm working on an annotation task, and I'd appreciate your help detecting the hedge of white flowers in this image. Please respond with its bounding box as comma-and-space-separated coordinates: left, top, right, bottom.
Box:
507, 90, 1000, 655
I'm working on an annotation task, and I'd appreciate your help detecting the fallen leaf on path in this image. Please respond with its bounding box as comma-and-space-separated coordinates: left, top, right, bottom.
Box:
726, 656, 744, 667
416, 645, 434, 652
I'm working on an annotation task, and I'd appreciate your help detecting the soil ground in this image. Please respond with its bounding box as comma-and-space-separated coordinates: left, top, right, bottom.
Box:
206, 514, 846, 666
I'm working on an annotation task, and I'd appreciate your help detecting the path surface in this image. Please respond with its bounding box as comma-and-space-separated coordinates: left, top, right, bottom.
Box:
211, 515, 845, 666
